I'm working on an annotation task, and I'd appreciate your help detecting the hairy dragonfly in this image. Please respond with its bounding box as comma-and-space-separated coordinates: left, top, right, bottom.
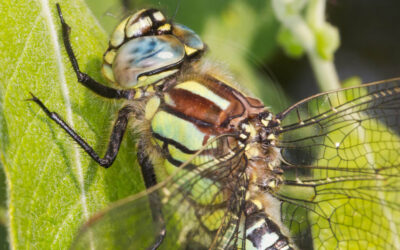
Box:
28, 4, 400, 250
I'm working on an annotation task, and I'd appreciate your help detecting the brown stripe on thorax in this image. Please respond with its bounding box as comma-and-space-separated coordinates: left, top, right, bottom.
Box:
163, 75, 266, 133
166, 87, 224, 126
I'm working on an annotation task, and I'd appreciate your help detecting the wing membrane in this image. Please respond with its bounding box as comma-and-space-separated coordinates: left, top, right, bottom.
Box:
278, 78, 400, 168
276, 79, 400, 249
72, 134, 249, 249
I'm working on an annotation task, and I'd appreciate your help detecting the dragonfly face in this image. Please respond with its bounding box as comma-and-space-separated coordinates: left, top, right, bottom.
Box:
30, 4, 400, 250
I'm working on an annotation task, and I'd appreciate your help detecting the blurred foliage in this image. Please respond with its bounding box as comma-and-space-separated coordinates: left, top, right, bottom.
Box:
272, 0, 341, 92
341, 76, 362, 88
277, 27, 305, 58
313, 23, 339, 60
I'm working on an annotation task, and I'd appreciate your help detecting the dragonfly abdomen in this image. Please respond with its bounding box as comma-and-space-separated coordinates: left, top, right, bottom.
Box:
245, 200, 293, 250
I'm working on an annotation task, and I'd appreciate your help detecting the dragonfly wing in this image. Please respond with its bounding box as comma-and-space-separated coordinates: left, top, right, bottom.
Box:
71, 191, 167, 250
71, 134, 250, 249
275, 79, 400, 249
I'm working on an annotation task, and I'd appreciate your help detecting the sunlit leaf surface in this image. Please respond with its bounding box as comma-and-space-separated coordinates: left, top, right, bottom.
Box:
0, 0, 142, 248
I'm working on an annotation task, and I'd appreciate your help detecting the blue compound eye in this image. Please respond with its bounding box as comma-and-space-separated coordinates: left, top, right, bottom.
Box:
112, 35, 185, 87
173, 23, 205, 54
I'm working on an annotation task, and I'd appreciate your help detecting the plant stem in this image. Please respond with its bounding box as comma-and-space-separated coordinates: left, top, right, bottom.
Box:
272, 0, 340, 92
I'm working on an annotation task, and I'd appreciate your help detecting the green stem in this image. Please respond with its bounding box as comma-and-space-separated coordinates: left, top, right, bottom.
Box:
272, 0, 340, 92
308, 51, 340, 91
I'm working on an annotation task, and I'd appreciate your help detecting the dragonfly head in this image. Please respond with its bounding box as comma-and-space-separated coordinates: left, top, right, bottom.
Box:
101, 9, 206, 88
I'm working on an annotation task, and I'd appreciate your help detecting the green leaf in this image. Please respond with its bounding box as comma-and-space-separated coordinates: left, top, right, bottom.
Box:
0, 0, 144, 248
85, 0, 123, 33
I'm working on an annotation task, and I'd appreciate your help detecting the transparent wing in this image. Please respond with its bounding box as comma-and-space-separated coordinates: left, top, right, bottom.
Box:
275, 78, 400, 249
71, 134, 249, 250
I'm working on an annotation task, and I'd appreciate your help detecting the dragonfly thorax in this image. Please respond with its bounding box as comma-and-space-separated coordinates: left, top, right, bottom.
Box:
241, 113, 283, 193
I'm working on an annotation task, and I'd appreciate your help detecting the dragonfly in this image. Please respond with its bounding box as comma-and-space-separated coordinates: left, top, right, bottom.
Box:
28, 4, 400, 250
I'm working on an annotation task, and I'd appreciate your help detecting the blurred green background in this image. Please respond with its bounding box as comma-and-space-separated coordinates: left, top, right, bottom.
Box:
270, 1, 400, 101
1, 0, 400, 248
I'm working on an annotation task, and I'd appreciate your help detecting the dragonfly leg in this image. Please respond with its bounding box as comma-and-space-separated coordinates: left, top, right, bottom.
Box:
28, 93, 132, 168
137, 140, 166, 249
56, 4, 135, 100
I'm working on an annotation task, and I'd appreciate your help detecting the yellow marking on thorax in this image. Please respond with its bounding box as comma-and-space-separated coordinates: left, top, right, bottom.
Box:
145, 96, 161, 120
176, 81, 230, 110
167, 144, 192, 163
261, 119, 269, 126
151, 111, 212, 151
248, 124, 257, 138
164, 93, 175, 106
245, 144, 261, 159
137, 69, 178, 87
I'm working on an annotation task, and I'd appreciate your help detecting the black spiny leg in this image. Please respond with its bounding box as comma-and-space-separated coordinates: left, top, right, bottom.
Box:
28, 93, 131, 168
56, 4, 134, 100
137, 141, 166, 249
